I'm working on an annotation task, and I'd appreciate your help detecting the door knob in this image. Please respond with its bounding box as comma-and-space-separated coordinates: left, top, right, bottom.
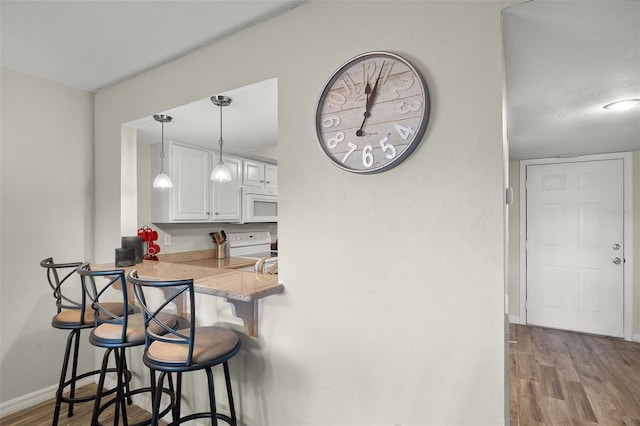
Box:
613, 243, 621, 250
613, 257, 622, 265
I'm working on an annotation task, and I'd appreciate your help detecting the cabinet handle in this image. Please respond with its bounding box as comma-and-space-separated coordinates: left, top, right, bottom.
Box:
206, 212, 210, 215
260, 180, 264, 183
266, 181, 270, 184
215, 212, 219, 216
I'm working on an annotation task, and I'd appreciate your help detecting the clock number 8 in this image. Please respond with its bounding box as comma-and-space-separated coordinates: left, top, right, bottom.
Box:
327, 131, 345, 149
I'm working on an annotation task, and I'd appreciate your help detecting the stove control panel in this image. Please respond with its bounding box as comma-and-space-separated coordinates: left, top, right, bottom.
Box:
226, 231, 272, 248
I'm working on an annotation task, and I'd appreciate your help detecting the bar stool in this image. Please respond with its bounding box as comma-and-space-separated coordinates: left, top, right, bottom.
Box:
127, 269, 240, 425
77, 263, 183, 425
41, 257, 130, 426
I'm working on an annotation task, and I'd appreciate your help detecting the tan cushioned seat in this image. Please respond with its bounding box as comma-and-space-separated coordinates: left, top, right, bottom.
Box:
54, 302, 127, 325
147, 326, 239, 365
93, 312, 179, 343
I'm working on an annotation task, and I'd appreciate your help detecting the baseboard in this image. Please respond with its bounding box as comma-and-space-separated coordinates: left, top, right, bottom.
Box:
509, 315, 521, 324
0, 376, 94, 418
632, 334, 640, 343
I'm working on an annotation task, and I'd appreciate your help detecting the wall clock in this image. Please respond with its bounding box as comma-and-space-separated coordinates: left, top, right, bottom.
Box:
315, 51, 430, 174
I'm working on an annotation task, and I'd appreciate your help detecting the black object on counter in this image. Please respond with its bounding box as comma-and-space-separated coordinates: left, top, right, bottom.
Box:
115, 247, 135, 267
121, 236, 143, 264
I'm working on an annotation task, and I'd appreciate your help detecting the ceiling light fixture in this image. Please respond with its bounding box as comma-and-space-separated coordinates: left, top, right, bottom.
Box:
603, 99, 640, 111
210, 95, 232, 182
152, 114, 173, 189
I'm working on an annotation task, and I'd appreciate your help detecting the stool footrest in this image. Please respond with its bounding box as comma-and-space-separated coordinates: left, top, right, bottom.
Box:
60, 367, 128, 404
169, 412, 235, 425
94, 386, 174, 426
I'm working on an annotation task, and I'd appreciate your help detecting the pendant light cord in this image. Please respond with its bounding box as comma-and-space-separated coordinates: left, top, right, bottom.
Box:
160, 121, 166, 173
219, 104, 224, 163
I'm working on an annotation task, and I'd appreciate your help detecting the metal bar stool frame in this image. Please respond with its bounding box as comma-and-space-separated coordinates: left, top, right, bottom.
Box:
78, 264, 177, 426
127, 270, 240, 426
41, 257, 124, 426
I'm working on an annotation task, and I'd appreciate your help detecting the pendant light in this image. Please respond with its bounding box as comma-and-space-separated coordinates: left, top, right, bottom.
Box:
152, 114, 173, 189
210, 95, 232, 182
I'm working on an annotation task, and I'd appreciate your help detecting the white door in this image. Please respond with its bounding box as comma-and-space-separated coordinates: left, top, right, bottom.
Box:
526, 159, 624, 337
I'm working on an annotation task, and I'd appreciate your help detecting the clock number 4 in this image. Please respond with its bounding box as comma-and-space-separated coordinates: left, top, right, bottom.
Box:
394, 123, 415, 140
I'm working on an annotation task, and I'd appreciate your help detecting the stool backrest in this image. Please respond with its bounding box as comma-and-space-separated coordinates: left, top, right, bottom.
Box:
77, 263, 130, 343
127, 270, 196, 366
40, 257, 85, 319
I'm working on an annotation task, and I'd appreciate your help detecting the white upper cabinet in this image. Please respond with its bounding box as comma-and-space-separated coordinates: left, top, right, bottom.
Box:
265, 163, 278, 189
172, 144, 210, 221
211, 155, 242, 222
243, 159, 278, 189
150, 142, 243, 223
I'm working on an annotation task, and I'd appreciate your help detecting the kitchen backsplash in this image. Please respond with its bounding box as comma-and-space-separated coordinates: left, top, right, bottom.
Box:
139, 222, 277, 254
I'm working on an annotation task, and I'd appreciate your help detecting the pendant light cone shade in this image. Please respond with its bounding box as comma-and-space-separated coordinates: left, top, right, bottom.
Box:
210, 95, 232, 182
152, 114, 173, 189
153, 172, 173, 189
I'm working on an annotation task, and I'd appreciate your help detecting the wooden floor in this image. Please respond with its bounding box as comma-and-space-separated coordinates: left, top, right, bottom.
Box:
510, 323, 640, 425
5, 325, 640, 425
0, 384, 163, 426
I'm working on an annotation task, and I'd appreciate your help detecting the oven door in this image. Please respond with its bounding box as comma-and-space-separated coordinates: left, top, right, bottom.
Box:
243, 188, 278, 222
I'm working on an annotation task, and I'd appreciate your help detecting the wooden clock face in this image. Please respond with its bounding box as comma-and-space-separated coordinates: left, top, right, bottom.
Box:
315, 51, 430, 174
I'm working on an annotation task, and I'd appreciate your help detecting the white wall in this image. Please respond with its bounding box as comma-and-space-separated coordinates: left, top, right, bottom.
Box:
508, 160, 521, 320
95, 1, 509, 424
0, 68, 94, 402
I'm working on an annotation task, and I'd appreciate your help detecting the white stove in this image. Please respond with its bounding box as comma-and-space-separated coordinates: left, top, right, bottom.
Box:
226, 231, 278, 273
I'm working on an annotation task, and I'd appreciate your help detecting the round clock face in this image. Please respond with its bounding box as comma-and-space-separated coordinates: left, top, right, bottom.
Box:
315, 51, 430, 174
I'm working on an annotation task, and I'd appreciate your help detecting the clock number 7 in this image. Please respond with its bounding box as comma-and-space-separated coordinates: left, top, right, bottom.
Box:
341, 142, 358, 164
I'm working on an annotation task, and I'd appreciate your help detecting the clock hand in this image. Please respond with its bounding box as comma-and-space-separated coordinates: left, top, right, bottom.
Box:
356, 81, 373, 137
356, 61, 385, 137
366, 61, 385, 111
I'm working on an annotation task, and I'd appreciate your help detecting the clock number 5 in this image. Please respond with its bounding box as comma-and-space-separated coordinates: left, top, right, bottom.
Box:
379, 136, 397, 159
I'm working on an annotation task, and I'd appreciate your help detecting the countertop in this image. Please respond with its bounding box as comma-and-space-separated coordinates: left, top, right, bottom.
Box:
95, 256, 283, 302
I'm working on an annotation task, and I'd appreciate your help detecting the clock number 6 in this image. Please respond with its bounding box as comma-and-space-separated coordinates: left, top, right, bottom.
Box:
363, 145, 374, 168
379, 136, 397, 159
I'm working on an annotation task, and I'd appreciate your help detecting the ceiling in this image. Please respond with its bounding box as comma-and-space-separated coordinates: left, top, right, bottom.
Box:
0, 0, 304, 92
127, 77, 278, 157
1, 1, 638, 160
503, 0, 640, 160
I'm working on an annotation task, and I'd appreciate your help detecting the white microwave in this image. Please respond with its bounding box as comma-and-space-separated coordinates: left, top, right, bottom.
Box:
242, 187, 278, 222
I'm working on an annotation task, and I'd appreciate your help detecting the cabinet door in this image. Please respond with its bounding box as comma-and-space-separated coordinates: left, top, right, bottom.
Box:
171, 144, 210, 220
243, 159, 265, 187
211, 155, 242, 221
265, 164, 278, 189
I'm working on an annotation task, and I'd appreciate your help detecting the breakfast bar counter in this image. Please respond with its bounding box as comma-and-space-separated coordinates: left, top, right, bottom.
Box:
94, 255, 284, 337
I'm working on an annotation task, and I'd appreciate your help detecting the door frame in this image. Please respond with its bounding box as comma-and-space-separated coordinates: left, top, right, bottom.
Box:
519, 152, 634, 341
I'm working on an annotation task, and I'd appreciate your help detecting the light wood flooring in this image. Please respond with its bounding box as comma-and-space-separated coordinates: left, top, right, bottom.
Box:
0, 384, 164, 426
510, 323, 640, 425
4, 325, 640, 425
